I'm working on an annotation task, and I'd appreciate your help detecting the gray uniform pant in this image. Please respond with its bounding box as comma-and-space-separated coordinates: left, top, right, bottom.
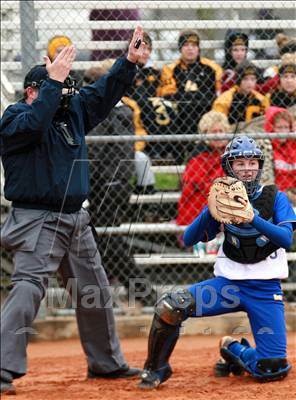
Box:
0, 207, 127, 378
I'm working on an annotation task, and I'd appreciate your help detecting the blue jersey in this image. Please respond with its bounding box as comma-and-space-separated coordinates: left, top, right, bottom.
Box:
184, 189, 296, 249
184, 188, 296, 280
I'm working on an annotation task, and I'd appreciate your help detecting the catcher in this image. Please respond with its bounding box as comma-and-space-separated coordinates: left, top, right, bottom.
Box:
138, 135, 296, 389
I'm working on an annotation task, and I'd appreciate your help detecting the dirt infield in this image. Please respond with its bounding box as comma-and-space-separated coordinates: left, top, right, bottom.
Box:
6, 332, 296, 400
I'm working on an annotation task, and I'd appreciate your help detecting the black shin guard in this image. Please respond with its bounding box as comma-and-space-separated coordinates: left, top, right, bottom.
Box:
144, 314, 180, 371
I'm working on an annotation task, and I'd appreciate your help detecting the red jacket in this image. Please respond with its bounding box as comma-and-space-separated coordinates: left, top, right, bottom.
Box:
256, 74, 280, 95
176, 149, 224, 225
264, 106, 296, 191
221, 69, 236, 93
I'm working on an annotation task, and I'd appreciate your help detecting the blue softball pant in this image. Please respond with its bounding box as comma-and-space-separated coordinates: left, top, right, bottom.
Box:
187, 277, 287, 372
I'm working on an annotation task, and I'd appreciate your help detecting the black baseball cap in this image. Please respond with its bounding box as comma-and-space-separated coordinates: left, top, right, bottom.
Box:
24, 65, 48, 89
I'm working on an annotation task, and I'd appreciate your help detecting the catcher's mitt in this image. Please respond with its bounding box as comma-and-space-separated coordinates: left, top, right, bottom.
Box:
208, 177, 254, 224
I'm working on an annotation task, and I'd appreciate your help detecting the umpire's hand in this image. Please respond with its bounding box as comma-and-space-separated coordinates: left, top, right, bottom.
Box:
127, 26, 145, 64
44, 45, 76, 83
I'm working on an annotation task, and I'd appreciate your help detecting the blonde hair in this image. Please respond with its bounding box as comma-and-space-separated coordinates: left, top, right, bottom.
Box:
276, 33, 296, 50
198, 111, 230, 134
281, 53, 296, 65
275, 33, 296, 57
47, 35, 72, 61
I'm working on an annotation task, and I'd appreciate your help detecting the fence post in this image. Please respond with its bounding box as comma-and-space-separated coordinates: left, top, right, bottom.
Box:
20, 0, 37, 78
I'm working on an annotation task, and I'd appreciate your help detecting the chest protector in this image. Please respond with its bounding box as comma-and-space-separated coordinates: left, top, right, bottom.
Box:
223, 185, 279, 264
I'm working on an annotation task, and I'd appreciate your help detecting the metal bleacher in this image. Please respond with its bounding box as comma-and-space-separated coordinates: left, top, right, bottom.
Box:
1, 1, 295, 103
1, 1, 296, 297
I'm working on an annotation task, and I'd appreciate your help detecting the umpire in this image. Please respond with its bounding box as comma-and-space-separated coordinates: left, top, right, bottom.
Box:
0, 27, 144, 395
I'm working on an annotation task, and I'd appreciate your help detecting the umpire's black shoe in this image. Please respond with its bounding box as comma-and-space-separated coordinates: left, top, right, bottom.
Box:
87, 366, 141, 379
0, 370, 16, 395
138, 364, 172, 389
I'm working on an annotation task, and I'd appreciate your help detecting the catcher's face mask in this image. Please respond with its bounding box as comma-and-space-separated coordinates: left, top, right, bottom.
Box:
221, 135, 265, 197
231, 158, 259, 182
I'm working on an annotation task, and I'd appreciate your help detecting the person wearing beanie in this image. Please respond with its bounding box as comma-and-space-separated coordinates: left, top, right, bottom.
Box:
221, 31, 249, 92
157, 29, 223, 157
177, 30, 200, 52
268, 63, 296, 108
257, 33, 296, 95
213, 61, 269, 125
264, 106, 296, 191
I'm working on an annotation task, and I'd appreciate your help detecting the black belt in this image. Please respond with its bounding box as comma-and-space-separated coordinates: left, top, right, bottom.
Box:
12, 201, 81, 214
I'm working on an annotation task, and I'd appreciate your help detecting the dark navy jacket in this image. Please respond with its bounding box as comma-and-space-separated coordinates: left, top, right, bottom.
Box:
0, 58, 136, 212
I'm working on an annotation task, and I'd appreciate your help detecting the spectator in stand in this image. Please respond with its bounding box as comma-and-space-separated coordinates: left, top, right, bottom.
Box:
268, 63, 296, 108
122, 32, 161, 194
158, 30, 222, 126
221, 32, 249, 93
157, 30, 223, 162
264, 106, 296, 192
258, 33, 296, 95
83, 60, 135, 227
83, 61, 157, 309
176, 111, 230, 226
213, 61, 269, 126
250, 8, 283, 60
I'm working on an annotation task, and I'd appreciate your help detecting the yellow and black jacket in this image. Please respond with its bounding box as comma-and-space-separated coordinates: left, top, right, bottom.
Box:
122, 66, 178, 153
157, 57, 223, 133
157, 57, 223, 97
213, 85, 270, 125
268, 89, 296, 109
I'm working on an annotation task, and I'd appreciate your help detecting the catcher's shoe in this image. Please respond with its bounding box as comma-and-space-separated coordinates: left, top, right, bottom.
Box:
138, 365, 172, 389
214, 336, 244, 377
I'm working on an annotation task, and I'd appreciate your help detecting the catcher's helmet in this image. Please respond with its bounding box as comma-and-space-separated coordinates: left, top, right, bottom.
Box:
221, 135, 265, 196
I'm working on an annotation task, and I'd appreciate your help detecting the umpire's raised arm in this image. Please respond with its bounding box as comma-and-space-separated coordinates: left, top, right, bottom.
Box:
79, 26, 146, 132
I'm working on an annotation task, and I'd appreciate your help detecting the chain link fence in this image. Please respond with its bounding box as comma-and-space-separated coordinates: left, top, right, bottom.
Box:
1, 1, 296, 313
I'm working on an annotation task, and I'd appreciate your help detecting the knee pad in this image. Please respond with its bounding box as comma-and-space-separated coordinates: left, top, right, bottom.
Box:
155, 288, 195, 326
255, 358, 292, 382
